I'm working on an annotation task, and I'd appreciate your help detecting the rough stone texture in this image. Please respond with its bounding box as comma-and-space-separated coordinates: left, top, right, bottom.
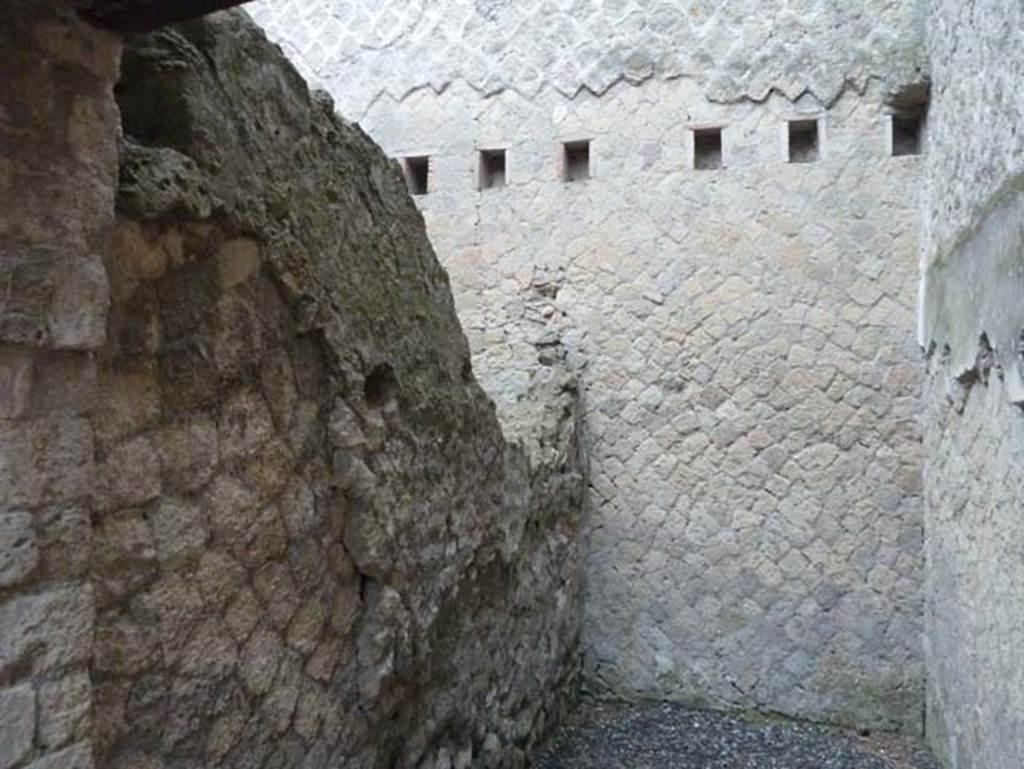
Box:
919, 1, 1024, 766
252, 7, 928, 731
93, 10, 586, 768
922, 0, 1024, 266
922, 368, 1024, 769
920, 0, 1024, 397
247, 0, 927, 121
0, 2, 121, 767
6, 0, 1020, 765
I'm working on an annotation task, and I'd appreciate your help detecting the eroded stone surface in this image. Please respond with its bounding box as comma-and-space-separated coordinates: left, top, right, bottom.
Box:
92, 11, 586, 768
0, 3, 121, 767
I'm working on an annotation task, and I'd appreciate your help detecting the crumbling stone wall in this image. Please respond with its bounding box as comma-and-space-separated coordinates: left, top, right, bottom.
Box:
251, 0, 929, 732
92, 12, 585, 769
919, 0, 1024, 766
0, 2, 120, 767
2, 4, 585, 767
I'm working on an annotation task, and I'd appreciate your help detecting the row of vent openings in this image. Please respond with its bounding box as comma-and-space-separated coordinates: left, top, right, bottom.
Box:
403, 114, 923, 195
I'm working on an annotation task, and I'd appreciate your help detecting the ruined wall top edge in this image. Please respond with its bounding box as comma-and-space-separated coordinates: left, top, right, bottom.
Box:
247, 0, 928, 119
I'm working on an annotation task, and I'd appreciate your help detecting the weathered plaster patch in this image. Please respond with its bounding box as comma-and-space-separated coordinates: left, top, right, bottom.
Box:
921, 180, 1024, 401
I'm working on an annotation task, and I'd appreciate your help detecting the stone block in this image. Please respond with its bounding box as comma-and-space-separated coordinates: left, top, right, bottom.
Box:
92, 614, 159, 676
0, 587, 93, 677
24, 741, 93, 769
0, 511, 37, 588
92, 510, 157, 606
224, 587, 261, 644
194, 551, 246, 610
253, 561, 300, 629
29, 353, 98, 417
36, 501, 91, 581
93, 434, 161, 512
218, 388, 274, 461
47, 252, 110, 351
243, 442, 294, 499
108, 220, 168, 302
37, 671, 91, 752
152, 413, 218, 492
239, 627, 284, 697
0, 416, 93, 509
93, 367, 161, 449
260, 349, 298, 433
0, 347, 33, 419
150, 496, 206, 563
0, 684, 35, 769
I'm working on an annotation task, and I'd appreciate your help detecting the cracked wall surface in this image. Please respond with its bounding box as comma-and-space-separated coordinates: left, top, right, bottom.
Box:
251, 3, 929, 731
920, 0, 1024, 766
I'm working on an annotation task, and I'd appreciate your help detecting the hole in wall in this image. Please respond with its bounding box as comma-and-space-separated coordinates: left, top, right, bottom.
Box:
886, 81, 929, 158
693, 127, 723, 170
403, 156, 429, 195
479, 149, 506, 190
563, 140, 590, 182
891, 113, 923, 156
788, 120, 820, 163
364, 363, 397, 407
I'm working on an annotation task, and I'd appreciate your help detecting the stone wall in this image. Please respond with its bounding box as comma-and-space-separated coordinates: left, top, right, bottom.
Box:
0, 2, 120, 767
248, 0, 927, 122
920, 0, 1024, 766
1, 5, 586, 768
250, 0, 929, 732
95, 12, 585, 769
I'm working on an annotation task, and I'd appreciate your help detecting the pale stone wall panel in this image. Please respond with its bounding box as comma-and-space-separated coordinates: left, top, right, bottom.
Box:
920, 0, 1024, 766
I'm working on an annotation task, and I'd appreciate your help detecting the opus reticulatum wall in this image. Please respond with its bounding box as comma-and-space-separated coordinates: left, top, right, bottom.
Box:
251, 0, 931, 731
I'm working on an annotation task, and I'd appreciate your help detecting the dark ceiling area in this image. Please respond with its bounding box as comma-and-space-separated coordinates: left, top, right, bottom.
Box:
78, 0, 252, 34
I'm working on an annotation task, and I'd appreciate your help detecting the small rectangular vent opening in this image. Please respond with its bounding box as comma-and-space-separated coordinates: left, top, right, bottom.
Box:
694, 128, 723, 170
892, 114, 923, 156
788, 120, 820, 164
563, 140, 590, 182
479, 149, 506, 190
404, 156, 429, 195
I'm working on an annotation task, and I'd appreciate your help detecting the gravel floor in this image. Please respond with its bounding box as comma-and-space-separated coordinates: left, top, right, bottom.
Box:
531, 701, 941, 769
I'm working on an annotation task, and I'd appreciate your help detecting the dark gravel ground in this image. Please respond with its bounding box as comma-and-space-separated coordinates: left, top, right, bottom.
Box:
530, 701, 941, 769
